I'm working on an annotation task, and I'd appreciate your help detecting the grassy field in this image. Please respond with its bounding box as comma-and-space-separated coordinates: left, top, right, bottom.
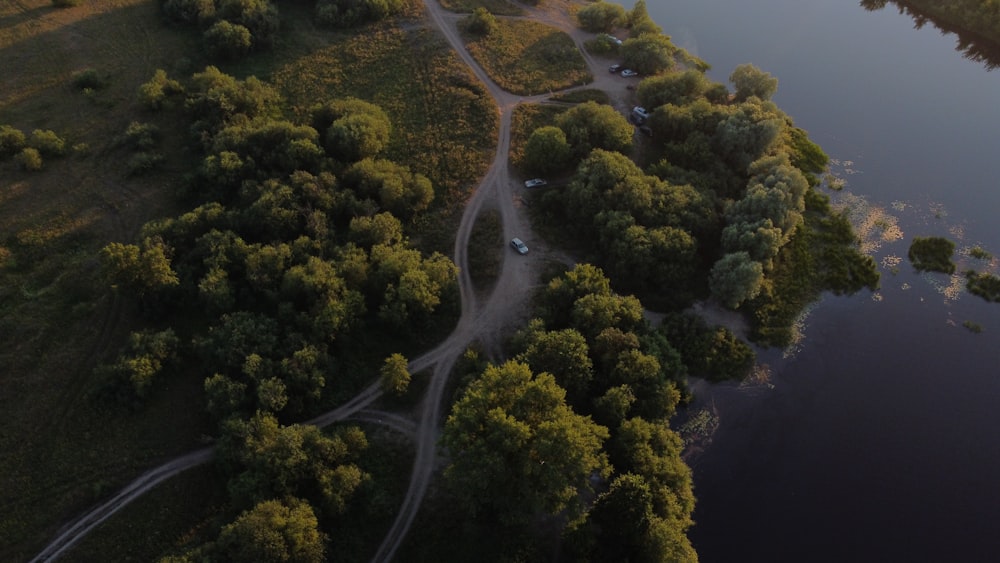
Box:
461, 18, 592, 95
0, 0, 498, 559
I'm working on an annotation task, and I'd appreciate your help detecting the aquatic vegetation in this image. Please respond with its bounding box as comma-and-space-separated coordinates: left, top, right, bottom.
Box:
908, 236, 956, 274
962, 320, 984, 333
968, 246, 992, 261
965, 270, 1000, 303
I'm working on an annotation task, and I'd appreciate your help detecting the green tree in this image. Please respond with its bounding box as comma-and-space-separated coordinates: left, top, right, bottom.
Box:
621, 33, 678, 76
221, 411, 369, 514
380, 353, 411, 395
555, 101, 633, 158
137, 69, 185, 111
539, 263, 613, 329
29, 129, 66, 156
465, 7, 498, 36
626, 1, 662, 36
518, 327, 594, 400
204, 20, 253, 60
730, 63, 779, 102
612, 417, 695, 527
576, 1, 626, 32
442, 361, 611, 524
523, 125, 571, 176
637, 69, 712, 108
101, 237, 180, 297
709, 251, 764, 308
343, 158, 433, 219
215, 497, 326, 563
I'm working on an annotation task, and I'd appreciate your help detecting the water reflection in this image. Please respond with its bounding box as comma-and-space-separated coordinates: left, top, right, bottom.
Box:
861, 0, 1000, 70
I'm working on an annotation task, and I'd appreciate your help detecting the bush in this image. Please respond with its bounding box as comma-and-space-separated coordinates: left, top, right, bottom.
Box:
465, 7, 498, 36
71, 68, 106, 90
119, 121, 160, 150
15, 148, 43, 171
29, 129, 67, 156
0, 125, 26, 157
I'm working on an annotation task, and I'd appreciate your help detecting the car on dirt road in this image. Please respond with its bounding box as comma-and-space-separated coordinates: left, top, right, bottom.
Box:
621, 69, 638, 77
510, 238, 528, 254
524, 178, 547, 189
609, 64, 622, 73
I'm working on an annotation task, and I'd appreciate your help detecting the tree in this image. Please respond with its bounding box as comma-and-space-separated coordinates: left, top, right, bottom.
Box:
522, 126, 571, 176
326, 112, 392, 162
518, 328, 594, 400
137, 69, 185, 111
555, 101, 633, 158
626, 1, 662, 37
539, 263, 613, 328
576, 1, 626, 32
637, 69, 713, 108
315, 0, 405, 27
612, 417, 695, 527
709, 251, 764, 308
348, 212, 404, 248
205, 20, 253, 60
342, 158, 433, 219
441, 361, 611, 524
464, 7, 498, 36
380, 353, 411, 395
187, 66, 282, 133
621, 33, 678, 76
100, 237, 180, 297
221, 411, 369, 515
730, 63, 779, 102
584, 473, 696, 563
711, 98, 785, 172
215, 497, 326, 563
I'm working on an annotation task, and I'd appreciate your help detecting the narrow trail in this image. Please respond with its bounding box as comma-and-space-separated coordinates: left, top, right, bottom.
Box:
30, 1, 629, 561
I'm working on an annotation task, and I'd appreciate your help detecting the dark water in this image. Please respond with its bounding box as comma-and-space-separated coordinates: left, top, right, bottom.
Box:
625, 1, 1000, 560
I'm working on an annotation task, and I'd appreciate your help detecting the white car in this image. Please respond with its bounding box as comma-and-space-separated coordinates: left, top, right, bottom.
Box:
621, 69, 638, 77
510, 238, 529, 255
524, 178, 548, 189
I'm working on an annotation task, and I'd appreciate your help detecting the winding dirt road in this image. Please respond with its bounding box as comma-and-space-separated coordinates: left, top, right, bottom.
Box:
30, 1, 633, 561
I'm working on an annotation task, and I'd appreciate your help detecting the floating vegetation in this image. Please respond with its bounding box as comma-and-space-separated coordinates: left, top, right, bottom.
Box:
739, 363, 774, 390
967, 246, 993, 261
891, 200, 908, 212
921, 272, 965, 301
965, 270, 1000, 302
872, 292, 883, 302
908, 236, 957, 274
929, 201, 948, 219
881, 254, 902, 274
679, 406, 720, 454
962, 320, 984, 334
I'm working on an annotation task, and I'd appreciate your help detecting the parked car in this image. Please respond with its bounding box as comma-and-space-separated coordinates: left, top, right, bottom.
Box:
630, 106, 650, 125
524, 178, 547, 189
621, 69, 638, 78
510, 238, 529, 255
608, 64, 622, 73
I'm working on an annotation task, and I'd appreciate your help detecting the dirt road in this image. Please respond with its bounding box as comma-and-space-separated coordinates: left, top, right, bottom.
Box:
31, 1, 632, 561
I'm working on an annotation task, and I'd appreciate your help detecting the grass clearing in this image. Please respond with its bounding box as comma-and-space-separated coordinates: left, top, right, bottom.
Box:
550, 88, 611, 105
467, 208, 504, 292
461, 18, 592, 95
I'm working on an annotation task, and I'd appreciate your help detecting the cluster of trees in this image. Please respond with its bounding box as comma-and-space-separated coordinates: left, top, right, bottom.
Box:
0, 125, 69, 172
441, 264, 697, 560
315, 0, 406, 28
97, 66, 456, 556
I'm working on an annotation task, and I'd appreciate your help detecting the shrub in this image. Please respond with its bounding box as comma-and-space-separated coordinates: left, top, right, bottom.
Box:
29, 130, 66, 156
0, 125, 26, 157
119, 121, 160, 150
465, 7, 498, 36
127, 152, 165, 176
15, 148, 43, 171
71, 68, 106, 90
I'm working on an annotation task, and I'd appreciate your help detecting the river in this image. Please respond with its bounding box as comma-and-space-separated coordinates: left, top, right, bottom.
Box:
624, 1, 1000, 561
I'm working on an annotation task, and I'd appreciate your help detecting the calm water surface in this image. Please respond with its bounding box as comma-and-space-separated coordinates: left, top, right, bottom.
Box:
626, 1, 1000, 560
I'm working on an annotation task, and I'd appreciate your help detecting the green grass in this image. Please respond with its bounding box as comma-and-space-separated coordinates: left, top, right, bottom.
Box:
439, 0, 523, 15
461, 18, 592, 95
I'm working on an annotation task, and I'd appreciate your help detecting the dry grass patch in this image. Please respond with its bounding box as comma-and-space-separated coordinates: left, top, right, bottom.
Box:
461, 18, 592, 95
